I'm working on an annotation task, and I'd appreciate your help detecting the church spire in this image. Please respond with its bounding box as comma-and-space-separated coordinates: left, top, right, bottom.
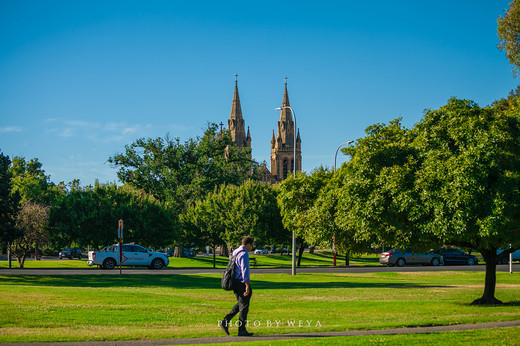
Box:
229, 73, 243, 121
282, 76, 290, 108
227, 74, 250, 149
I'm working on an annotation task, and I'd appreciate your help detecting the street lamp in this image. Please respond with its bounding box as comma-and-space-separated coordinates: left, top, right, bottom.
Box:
334, 140, 354, 171
332, 140, 354, 266
275, 105, 297, 276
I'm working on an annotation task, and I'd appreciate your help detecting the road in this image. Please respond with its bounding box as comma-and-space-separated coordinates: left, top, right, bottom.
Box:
0, 263, 518, 275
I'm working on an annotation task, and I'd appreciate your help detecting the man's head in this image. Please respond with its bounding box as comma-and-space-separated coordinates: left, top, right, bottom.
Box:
242, 236, 254, 251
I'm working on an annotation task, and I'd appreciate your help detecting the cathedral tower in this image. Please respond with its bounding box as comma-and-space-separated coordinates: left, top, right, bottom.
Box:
228, 74, 251, 149
271, 78, 302, 181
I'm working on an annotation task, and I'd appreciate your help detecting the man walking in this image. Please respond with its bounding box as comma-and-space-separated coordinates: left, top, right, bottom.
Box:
220, 236, 254, 337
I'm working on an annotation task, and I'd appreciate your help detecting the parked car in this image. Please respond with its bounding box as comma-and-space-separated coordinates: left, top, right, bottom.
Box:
271, 245, 289, 254
158, 248, 175, 257
183, 248, 197, 258
254, 247, 268, 255
59, 247, 82, 260
435, 248, 478, 265
88, 244, 169, 269
379, 249, 443, 267
497, 248, 520, 264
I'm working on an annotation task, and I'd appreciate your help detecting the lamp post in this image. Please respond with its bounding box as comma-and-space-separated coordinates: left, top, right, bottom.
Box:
275, 105, 297, 276
334, 140, 354, 171
332, 140, 354, 266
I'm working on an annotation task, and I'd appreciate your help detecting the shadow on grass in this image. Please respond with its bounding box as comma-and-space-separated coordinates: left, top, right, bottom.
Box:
0, 274, 450, 291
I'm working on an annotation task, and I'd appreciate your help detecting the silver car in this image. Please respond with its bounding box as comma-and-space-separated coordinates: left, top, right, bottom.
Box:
379, 249, 443, 267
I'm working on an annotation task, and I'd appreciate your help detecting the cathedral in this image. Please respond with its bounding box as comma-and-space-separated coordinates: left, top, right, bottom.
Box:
225, 75, 302, 183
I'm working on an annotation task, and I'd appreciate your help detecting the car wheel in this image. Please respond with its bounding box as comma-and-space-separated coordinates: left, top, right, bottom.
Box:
467, 258, 475, 265
150, 258, 164, 270
431, 257, 440, 266
396, 258, 406, 267
103, 258, 116, 270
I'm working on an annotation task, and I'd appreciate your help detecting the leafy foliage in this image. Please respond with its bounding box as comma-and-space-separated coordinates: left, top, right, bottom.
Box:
336, 97, 520, 304
0, 152, 20, 245
49, 183, 177, 250
13, 201, 50, 268
498, 0, 520, 77
108, 123, 260, 212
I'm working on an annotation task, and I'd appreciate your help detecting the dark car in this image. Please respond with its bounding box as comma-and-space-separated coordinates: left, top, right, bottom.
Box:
59, 247, 82, 259
435, 248, 478, 265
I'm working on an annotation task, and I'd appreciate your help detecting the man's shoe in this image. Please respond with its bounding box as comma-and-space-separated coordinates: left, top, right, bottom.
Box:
220, 320, 230, 335
238, 330, 254, 337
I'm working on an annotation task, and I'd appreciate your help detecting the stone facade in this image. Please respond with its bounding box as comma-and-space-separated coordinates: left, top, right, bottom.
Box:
225, 76, 301, 183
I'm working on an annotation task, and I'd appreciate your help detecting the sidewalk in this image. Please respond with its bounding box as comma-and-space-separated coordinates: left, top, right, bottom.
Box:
4, 320, 520, 346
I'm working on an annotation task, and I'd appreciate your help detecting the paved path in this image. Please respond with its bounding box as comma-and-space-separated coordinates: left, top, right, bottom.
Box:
3, 320, 520, 346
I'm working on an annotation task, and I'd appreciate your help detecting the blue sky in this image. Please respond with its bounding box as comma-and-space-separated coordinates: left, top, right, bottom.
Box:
0, 0, 517, 186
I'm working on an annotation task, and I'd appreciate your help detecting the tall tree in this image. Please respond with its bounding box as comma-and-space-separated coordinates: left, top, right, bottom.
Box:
413, 98, 520, 304
183, 180, 288, 267
9, 156, 64, 205
498, 0, 520, 77
0, 152, 21, 247
108, 124, 260, 212
336, 98, 520, 305
13, 201, 50, 268
305, 167, 372, 265
49, 183, 177, 250
277, 169, 330, 266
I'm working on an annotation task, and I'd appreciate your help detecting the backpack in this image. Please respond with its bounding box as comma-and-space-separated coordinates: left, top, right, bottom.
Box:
222, 250, 245, 291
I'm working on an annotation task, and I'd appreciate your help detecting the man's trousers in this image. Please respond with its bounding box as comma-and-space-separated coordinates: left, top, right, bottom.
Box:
223, 280, 252, 331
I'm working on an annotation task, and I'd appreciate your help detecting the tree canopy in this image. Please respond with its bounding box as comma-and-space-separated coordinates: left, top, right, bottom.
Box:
498, 0, 520, 77
335, 97, 520, 304
108, 123, 260, 212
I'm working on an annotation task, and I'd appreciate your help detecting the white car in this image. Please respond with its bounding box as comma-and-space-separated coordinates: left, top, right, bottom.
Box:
254, 247, 268, 255
88, 244, 169, 270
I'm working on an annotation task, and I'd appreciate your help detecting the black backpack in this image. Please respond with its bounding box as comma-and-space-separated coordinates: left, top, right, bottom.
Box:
222, 250, 245, 291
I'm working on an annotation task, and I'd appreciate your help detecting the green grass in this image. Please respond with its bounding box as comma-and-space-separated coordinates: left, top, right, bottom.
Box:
203, 327, 520, 345
0, 251, 382, 269
1, 271, 519, 343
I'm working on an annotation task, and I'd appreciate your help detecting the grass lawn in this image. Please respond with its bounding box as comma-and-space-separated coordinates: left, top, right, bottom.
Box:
203, 327, 520, 345
0, 251, 382, 269
0, 271, 519, 343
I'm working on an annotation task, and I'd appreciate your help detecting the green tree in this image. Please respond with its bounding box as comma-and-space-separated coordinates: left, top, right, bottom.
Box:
277, 169, 330, 266
108, 124, 259, 211
13, 201, 50, 268
337, 98, 520, 305
305, 167, 372, 265
49, 183, 177, 250
183, 180, 287, 267
498, 0, 520, 77
9, 156, 65, 205
0, 152, 21, 248
413, 98, 520, 304
336, 119, 431, 251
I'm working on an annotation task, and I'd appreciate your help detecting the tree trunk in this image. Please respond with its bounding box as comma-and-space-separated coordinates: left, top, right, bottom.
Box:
213, 245, 216, 269
16, 255, 26, 268
471, 249, 502, 305
297, 242, 306, 267
309, 246, 315, 254
222, 243, 229, 258
345, 250, 350, 266
174, 245, 184, 258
